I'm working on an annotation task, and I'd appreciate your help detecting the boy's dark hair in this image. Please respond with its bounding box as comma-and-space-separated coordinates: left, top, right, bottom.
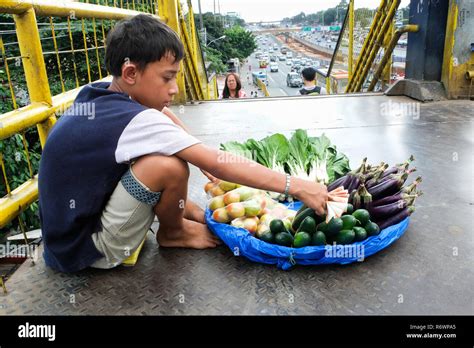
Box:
105, 14, 184, 76
301, 67, 316, 82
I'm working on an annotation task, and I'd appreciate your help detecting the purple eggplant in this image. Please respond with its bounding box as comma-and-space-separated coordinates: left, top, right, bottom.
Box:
401, 176, 422, 194
327, 174, 352, 191
327, 158, 367, 191
368, 198, 412, 221
366, 164, 390, 188
382, 155, 414, 178
376, 206, 415, 230
372, 192, 420, 207
352, 183, 372, 209
348, 175, 362, 193
368, 172, 408, 200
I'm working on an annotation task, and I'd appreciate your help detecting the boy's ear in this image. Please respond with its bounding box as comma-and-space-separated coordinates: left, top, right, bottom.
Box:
121, 61, 139, 85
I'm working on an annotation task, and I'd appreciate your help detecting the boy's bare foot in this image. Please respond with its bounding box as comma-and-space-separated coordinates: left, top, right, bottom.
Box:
157, 218, 221, 249
184, 200, 206, 224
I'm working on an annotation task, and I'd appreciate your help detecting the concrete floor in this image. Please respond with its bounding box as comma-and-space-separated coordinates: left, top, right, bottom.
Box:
1, 94, 472, 315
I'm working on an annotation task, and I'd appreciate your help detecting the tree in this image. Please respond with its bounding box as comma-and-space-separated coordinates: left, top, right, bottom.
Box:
223, 26, 257, 61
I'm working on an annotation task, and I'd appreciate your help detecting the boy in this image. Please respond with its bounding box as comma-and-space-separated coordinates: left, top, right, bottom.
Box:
38, 14, 329, 272
299, 67, 327, 96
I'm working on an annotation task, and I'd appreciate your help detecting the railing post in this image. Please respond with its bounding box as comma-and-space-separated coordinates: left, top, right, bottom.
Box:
158, 0, 186, 103
13, 7, 56, 147
348, 0, 354, 78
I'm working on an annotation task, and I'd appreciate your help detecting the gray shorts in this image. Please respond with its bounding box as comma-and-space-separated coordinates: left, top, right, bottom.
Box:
90, 167, 162, 269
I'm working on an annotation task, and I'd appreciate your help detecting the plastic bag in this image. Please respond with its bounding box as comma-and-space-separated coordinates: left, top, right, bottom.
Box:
205, 201, 410, 270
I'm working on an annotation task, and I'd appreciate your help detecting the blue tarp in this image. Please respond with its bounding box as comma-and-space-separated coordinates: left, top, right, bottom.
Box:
205, 201, 409, 270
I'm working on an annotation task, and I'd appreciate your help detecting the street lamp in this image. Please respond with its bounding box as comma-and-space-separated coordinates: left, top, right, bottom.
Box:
206, 35, 226, 47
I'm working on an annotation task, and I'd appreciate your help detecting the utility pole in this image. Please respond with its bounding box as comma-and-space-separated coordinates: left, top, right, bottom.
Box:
197, 0, 204, 31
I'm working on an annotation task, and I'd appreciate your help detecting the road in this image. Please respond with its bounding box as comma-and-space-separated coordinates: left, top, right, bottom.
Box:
240, 34, 328, 97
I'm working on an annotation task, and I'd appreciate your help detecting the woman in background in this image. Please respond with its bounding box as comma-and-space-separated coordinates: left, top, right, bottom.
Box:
221, 73, 247, 99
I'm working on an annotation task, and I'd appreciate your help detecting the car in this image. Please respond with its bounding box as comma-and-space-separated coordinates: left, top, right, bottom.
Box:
278, 55, 286, 61
286, 52, 293, 58
286, 59, 293, 66
270, 55, 277, 62
286, 72, 303, 87
270, 63, 279, 72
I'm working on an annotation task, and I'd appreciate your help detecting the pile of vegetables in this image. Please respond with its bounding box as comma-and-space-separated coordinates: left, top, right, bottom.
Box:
276, 155, 422, 248
205, 154, 422, 250
220, 129, 351, 200
205, 180, 297, 235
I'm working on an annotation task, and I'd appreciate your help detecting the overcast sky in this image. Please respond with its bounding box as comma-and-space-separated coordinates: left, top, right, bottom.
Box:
191, 0, 410, 22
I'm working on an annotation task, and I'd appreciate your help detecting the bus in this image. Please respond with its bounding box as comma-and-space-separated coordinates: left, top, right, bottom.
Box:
252, 71, 268, 86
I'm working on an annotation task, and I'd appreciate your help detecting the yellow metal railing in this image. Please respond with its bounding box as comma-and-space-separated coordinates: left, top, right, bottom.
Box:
0, 0, 212, 231
321, 0, 410, 93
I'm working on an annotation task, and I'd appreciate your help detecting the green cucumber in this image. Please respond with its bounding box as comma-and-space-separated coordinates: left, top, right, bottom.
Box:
334, 229, 355, 245
364, 221, 380, 236
353, 227, 368, 241
293, 231, 311, 248
291, 207, 316, 232
274, 232, 294, 247
326, 217, 343, 237
270, 219, 287, 234
352, 209, 370, 225
297, 216, 316, 234
311, 231, 326, 246
341, 215, 359, 230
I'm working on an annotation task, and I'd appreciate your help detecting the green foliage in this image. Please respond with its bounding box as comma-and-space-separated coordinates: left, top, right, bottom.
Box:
195, 12, 255, 72
223, 26, 257, 61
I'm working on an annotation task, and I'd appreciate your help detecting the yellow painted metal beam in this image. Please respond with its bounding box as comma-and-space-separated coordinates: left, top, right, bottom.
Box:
368, 24, 419, 91
348, 0, 354, 78
13, 7, 56, 147
353, 0, 401, 92
159, 0, 186, 104
441, 0, 458, 99
0, 78, 111, 140
346, 0, 387, 92
0, 176, 38, 228
0, 0, 142, 19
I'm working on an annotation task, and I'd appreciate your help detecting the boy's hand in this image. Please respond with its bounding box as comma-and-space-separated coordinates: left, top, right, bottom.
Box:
290, 178, 329, 216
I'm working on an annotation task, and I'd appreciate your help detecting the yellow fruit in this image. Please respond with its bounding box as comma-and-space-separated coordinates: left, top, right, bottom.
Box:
223, 191, 241, 205
209, 186, 225, 197
243, 217, 259, 234
218, 180, 238, 192
204, 182, 215, 193
208, 196, 225, 211
225, 202, 246, 219
212, 207, 230, 223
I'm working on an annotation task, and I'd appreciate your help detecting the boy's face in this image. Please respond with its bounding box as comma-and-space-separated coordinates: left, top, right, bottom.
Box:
130, 53, 180, 111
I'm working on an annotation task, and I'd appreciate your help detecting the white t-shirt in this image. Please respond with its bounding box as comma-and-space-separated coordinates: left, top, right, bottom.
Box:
115, 108, 200, 163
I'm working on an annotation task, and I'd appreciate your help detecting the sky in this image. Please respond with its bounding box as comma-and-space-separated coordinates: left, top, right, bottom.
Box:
191, 0, 410, 23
